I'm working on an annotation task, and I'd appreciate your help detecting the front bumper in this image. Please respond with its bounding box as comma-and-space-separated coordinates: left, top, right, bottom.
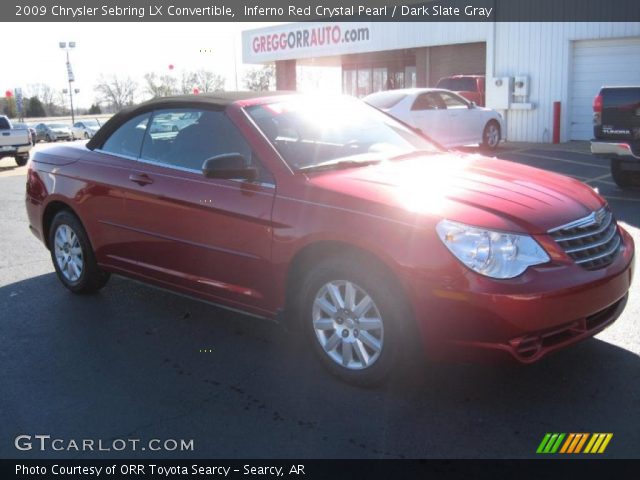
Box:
591, 140, 640, 160
411, 227, 635, 363
52, 134, 72, 141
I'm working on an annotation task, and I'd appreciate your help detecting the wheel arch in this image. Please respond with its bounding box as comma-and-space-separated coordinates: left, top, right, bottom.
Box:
283, 240, 414, 331
42, 201, 82, 250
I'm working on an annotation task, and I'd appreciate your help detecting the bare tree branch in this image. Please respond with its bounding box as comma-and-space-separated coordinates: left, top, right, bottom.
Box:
94, 75, 137, 111
243, 65, 275, 92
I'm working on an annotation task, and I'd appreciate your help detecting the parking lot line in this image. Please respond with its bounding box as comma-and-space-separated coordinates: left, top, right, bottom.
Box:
601, 195, 640, 203
585, 173, 613, 183
511, 152, 609, 169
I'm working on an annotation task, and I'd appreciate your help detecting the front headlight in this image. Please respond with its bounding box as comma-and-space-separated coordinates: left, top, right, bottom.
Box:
436, 219, 550, 279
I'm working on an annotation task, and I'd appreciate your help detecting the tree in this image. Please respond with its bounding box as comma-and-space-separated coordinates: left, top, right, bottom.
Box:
88, 103, 102, 115
56, 91, 70, 116
243, 65, 275, 91
179, 71, 198, 94
193, 69, 225, 93
94, 75, 137, 111
2, 96, 17, 118
175, 69, 225, 95
26, 96, 46, 117
143, 72, 176, 98
26, 83, 57, 116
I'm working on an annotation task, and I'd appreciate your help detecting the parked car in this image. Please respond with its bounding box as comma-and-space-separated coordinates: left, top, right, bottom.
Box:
364, 88, 503, 150
0, 115, 32, 166
590, 86, 640, 188
436, 74, 486, 106
12, 122, 37, 145
25, 93, 634, 385
35, 123, 73, 142
71, 119, 104, 140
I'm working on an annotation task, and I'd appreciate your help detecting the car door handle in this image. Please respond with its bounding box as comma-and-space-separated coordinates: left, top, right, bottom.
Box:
129, 173, 154, 186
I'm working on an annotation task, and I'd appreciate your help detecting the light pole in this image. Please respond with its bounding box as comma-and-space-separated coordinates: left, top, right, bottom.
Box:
59, 41, 76, 124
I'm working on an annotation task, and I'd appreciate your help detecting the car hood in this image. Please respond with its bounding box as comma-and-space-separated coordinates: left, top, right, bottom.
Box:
304, 152, 605, 234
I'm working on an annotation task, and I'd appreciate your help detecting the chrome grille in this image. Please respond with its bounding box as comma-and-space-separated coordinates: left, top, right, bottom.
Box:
549, 207, 621, 270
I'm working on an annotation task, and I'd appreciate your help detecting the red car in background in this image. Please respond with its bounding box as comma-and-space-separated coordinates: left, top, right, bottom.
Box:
436, 75, 486, 106
25, 93, 634, 385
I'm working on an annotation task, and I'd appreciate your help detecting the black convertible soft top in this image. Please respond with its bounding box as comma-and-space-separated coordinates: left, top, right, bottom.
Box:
87, 91, 290, 150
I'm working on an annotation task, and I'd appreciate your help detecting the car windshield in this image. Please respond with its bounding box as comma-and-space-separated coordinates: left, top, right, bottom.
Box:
436, 77, 478, 92
246, 96, 439, 171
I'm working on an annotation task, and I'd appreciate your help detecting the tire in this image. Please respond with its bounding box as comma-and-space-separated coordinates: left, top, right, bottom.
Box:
297, 254, 410, 386
15, 154, 28, 167
611, 159, 640, 189
45, 134, 52, 142
48, 210, 110, 294
481, 120, 501, 150
84, 132, 89, 139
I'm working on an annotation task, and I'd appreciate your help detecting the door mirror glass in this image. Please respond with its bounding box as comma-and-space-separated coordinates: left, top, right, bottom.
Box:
202, 153, 257, 181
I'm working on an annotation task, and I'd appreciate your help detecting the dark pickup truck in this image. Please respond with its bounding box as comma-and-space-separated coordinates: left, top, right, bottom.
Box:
591, 86, 640, 188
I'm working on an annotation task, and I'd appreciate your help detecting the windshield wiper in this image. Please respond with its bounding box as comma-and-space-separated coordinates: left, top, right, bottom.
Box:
298, 158, 381, 173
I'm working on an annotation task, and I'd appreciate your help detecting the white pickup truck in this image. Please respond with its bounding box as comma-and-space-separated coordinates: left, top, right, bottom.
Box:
0, 115, 32, 166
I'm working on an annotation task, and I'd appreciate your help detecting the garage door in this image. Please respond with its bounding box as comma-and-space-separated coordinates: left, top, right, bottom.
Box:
428, 42, 486, 87
570, 37, 640, 140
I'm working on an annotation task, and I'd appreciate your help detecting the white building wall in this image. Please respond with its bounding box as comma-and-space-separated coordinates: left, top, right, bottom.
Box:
491, 22, 640, 142
243, 22, 640, 142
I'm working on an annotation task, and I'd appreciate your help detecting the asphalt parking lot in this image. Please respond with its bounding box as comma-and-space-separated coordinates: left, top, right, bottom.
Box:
1, 141, 638, 459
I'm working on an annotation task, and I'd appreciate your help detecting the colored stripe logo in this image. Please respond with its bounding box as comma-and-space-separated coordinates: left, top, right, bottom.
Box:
537, 433, 612, 454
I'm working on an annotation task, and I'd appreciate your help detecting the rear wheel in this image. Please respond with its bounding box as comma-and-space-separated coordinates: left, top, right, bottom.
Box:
611, 159, 640, 189
481, 120, 501, 150
298, 255, 410, 386
48, 210, 110, 294
15, 154, 28, 166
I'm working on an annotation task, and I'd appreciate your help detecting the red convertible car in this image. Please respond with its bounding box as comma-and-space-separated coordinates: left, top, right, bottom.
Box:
25, 92, 634, 385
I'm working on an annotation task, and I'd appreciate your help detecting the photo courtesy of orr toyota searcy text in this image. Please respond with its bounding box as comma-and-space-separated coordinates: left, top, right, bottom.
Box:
16, 464, 302, 477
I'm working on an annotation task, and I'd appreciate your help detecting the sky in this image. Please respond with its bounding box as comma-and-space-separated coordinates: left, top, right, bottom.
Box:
0, 22, 283, 109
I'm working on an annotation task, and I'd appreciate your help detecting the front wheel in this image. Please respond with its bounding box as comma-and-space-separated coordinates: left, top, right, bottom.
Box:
298, 255, 409, 386
15, 154, 28, 166
48, 210, 110, 294
611, 159, 640, 189
481, 120, 501, 150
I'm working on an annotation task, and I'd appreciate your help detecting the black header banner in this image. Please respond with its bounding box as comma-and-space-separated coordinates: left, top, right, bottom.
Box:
5, 0, 640, 22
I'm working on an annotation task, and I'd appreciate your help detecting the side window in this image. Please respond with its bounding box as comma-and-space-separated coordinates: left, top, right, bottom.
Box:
102, 113, 150, 158
140, 109, 253, 172
439, 92, 469, 110
411, 93, 446, 111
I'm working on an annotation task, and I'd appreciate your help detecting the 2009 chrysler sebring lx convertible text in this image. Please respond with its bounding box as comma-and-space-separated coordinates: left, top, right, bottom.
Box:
25, 93, 635, 385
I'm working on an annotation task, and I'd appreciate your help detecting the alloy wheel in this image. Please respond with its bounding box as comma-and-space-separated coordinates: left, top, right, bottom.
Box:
53, 224, 84, 282
484, 123, 500, 148
312, 280, 384, 370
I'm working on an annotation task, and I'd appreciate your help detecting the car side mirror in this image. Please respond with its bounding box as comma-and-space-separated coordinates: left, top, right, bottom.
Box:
202, 153, 257, 181
468, 101, 477, 109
